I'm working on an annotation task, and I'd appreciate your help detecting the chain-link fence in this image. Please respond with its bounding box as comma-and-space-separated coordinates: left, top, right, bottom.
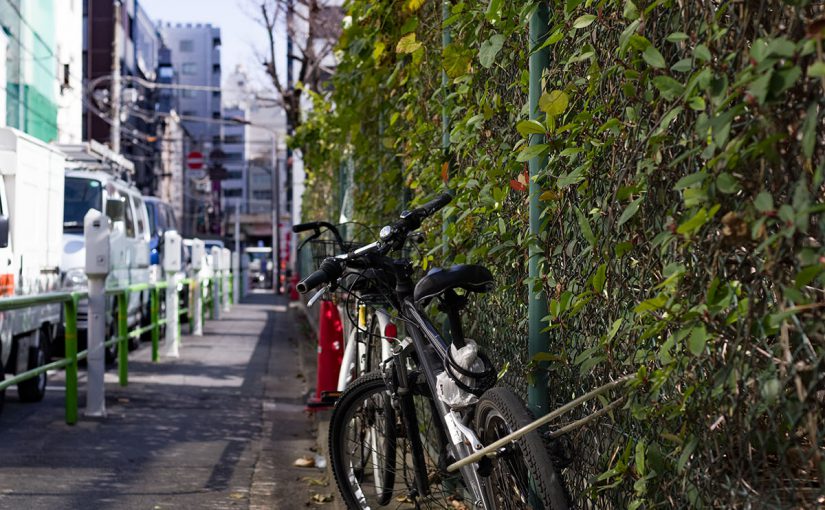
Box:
298, 0, 825, 507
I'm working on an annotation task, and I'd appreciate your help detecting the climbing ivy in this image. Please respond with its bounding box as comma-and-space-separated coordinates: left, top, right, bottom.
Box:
296, 0, 825, 507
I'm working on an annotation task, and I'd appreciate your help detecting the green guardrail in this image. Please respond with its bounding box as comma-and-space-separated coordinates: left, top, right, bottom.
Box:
0, 273, 226, 425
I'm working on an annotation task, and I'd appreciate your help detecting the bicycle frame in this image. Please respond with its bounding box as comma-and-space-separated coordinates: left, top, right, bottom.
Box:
337, 303, 395, 391
384, 296, 493, 508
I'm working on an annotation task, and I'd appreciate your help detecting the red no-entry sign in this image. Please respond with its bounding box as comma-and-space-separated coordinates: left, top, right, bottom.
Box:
187, 151, 204, 170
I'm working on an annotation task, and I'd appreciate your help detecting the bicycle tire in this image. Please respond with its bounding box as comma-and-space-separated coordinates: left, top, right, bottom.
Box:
330, 372, 397, 507
475, 387, 570, 509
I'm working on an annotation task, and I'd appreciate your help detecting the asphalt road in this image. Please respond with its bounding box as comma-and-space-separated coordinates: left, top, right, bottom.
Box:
0, 292, 340, 509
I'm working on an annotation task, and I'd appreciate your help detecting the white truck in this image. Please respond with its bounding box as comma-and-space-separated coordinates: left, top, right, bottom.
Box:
0, 128, 66, 410
58, 142, 151, 363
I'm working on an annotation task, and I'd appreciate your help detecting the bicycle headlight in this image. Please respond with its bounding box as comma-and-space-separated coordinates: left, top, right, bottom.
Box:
379, 225, 393, 241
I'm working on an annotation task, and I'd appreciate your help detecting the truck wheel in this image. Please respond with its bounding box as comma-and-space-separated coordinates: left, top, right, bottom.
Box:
18, 338, 48, 402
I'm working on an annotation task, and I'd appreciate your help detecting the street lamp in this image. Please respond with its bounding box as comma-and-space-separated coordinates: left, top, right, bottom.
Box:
225, 116, 282, 295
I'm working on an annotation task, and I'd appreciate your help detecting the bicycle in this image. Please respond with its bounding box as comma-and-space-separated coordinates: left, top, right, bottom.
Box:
293, 221, 399, 401
297, 193, 574, 509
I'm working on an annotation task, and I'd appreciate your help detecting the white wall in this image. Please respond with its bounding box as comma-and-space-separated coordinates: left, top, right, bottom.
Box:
55, 0, 83, 144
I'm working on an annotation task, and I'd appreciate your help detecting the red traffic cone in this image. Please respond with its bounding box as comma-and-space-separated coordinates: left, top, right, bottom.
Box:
306, 299, 344, 409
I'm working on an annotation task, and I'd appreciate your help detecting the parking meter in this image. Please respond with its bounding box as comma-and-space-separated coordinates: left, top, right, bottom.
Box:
211, 246, 222, 320
221, 248, 231, 312
163, 231, 182, 357
191, 239, 205, 336
84, 209, 110, 418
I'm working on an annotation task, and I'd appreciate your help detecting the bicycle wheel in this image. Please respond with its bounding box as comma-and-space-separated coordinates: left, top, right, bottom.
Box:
475, 388, 570, 509
330, 372, 398, 507
364, 314, 385, 374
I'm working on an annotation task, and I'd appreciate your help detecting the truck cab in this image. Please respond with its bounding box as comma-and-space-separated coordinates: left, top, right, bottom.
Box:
59, 143, 150, 359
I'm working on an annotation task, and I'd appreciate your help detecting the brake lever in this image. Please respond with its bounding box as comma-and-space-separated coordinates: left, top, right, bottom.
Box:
307, 285, 329, 307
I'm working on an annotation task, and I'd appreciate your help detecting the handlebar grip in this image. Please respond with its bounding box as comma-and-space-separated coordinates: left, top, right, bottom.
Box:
292, 221, 322, 233
296, 258, 344, 293
418, 192, 453, 216
296, 269, 329, 294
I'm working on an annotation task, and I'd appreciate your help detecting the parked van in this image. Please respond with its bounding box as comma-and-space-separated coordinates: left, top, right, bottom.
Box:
144, 196, 180, 276
0, 128, 66, 410
59, 142, 151, 360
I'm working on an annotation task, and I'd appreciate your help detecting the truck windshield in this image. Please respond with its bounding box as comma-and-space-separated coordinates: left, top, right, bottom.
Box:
64, 177, 102, 231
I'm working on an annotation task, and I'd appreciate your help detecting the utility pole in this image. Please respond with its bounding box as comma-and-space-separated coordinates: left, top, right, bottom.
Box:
272, 134, 281, 294
110, 0, 122, 154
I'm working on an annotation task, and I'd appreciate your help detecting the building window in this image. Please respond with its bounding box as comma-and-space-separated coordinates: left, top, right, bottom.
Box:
181, 89, 196, 98
182, 110, 197, 117
224, 189, 242, 198
212, 90, 220, 98
212, 64, 220, 73
179, 40, 194, 52
182, 63, 197, 75
211, 112, 221, 119
212, 37, 221, 49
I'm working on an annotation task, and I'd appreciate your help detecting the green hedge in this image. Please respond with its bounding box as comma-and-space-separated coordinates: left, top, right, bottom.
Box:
295, 0, 825, 507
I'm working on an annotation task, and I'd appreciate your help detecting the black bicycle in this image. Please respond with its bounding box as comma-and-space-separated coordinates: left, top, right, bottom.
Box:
297, 193, 571, 509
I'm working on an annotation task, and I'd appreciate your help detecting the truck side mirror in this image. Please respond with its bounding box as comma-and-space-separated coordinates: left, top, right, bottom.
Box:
0, 215, 9, 248
105, 198, 125, 222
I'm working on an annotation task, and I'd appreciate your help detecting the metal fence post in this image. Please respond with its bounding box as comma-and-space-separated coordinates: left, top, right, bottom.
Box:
64, 296, 79, 425
117, 291, 128, 386
151, 286, 160, 361
232, 251, 239, 304
528, 4, 551, 418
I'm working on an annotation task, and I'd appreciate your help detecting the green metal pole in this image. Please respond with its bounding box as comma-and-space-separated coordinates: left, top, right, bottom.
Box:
151, 287, 159, 362
208, 278, 214, 320
229, 273, 234, 305
118, 292, 128, 386
528, 3, 550, 417
64, 297, 78, 425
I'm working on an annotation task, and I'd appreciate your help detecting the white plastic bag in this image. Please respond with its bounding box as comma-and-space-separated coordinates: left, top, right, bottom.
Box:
436, 339, 485, 409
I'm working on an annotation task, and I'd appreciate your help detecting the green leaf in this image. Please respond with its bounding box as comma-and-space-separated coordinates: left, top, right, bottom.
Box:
516, 143, 549, 162
674, 172, 707, 190
671, 58, 692, 73
716, 172, 740, 194
516, 119, 547, 136
767, 37, 795, 58
754, 191, 774, 212
442, 43, 473, 78
539, 90, 570, 117
688, 325, 708, 356
572, 14, 596, 29
748, 71, 772, 105
485, 0, 503, 22
795, 264, 824, 288
802, 103, 818, 160
479, 34, 505, 68
575, 206, 597, 247
687, 96, 706, 111
693, 44, 711, 62
677, 436, 698, 472
557, 165, 587, 187
395, 33, 422, 54
642, 46, 666, 68
666, 32, 688, 43
635, 440, 646, 476
676, 207, 710, 235
623, 0, 639, 20
808, 61, 825, 78
593, 263, 607, 292
618, 197, 642, 227
652, 76, 685, 101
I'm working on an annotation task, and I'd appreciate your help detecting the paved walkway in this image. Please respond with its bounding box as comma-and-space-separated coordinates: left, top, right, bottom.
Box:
0, 293, 338, 509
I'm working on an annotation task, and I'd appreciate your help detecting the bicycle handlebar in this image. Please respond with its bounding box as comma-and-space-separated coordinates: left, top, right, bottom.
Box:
296, 192, 453, 294
292, 220, 346, 252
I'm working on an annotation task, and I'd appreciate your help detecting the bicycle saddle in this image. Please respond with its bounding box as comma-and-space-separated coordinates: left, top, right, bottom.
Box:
413, 264, 495, 303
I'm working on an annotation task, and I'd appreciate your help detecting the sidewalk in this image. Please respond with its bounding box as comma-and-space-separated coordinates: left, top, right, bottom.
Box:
0, 292, 339, 509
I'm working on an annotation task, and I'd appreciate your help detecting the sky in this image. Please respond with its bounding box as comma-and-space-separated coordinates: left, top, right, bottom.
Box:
139, 0, 274, 89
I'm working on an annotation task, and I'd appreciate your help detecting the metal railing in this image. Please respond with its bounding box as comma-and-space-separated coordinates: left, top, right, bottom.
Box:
0, 273, 229, 425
